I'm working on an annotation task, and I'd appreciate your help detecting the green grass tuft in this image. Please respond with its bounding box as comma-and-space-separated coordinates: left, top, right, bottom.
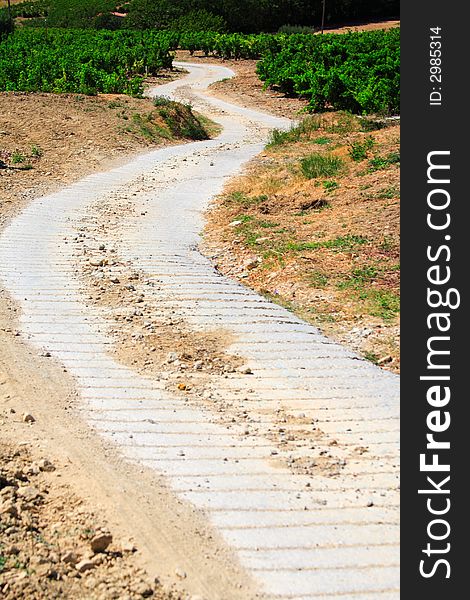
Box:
300, 153, 345, 179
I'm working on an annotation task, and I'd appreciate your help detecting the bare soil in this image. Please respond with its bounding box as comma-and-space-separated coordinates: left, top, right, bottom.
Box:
322, 20, 400, 34
0, 442, 180, 600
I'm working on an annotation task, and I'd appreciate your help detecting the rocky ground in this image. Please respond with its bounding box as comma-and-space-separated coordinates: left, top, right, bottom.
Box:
0, 442, 182, 600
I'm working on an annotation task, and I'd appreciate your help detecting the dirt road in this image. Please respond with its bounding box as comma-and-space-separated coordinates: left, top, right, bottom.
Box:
0, 64, 399, 599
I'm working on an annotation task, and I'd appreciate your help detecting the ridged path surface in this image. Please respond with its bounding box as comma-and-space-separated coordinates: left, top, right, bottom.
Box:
0, 64, 400, 599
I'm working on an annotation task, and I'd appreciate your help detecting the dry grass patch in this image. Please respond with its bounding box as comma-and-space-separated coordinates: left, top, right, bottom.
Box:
203, 111, 400, 372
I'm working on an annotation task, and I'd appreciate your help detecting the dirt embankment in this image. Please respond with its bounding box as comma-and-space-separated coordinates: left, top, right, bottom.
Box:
201, 109, 400, 371
0, 70, 194, 227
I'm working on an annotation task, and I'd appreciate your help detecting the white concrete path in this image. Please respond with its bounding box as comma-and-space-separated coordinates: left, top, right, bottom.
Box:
0, 64, 399, 599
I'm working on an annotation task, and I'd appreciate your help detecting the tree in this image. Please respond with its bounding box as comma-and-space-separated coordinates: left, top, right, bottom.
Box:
126, 0, 185, 30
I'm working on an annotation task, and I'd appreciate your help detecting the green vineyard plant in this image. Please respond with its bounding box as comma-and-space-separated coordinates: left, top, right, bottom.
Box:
257, 29, 400, 114
0, 28, 175, 96
0, 27, 399, 114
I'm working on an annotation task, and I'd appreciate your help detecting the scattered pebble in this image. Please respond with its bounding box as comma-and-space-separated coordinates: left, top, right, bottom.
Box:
75, 558, 96, 573
90, 532, 113, 554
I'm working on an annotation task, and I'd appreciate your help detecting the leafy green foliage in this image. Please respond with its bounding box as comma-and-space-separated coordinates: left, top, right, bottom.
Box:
170, 10, 227, 33
4, 0, 399, 34
9, 0, 49, 19
368, 151, 400, 171
278, 24, 313, 35
178, 31, 284, 59
287, 235, 368, 252
0, 28, 174, 96
0, 9, 14, 38
257, 28, 400, 114
348, 136, 375, 161
267, 116, 321, 146
46, 0, 117, 28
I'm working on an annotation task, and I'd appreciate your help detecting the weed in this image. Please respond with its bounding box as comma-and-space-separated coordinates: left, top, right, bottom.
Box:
364, 351, 380, 364
11, 151, 26, 164
380, 236, 396, 252
155, 98, 209, 140
375, 185, 400, 199
225, 192, 268, 207
288, 234, 368, 253
300, 153, 345, 179
267, 116, 321, 147
305, 308, 337, 324
313, 136, 331, 145
308, 271, 329, 288
107, 100, 123, 109
323, 180, 339, 192
326, 112, 359, 134
348, 136, 375, 161
258, 220, 279, 228
31, 145, 42, 158
368, 151, 400, 172
131, 113, 157, 140
364, 290, 400, 320
0, 555, 6, 571
153, 96, 173, 108
338, 266, 378, 290
359, 117, 390, 132
268, 128, 299, 146
233, 215, 253, 224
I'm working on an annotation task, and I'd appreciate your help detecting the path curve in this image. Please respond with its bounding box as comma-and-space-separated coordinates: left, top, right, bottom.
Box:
0, 63, 399, 600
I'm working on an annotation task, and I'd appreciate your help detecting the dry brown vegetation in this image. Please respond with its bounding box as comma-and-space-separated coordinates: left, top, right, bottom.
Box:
202, 111, 400, 371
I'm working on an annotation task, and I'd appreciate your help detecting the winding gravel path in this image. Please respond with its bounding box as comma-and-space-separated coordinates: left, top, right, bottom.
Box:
0, 64, 399, 599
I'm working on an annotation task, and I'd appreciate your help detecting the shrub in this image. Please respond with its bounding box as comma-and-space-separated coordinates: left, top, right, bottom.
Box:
171, 10, 227, 33
0, 10, 14, 38
257, 29, 400, 115
154, 97, 209, 140
278, 24, 314, 35
348, 136, 375, 161
0, 29, 173, 96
